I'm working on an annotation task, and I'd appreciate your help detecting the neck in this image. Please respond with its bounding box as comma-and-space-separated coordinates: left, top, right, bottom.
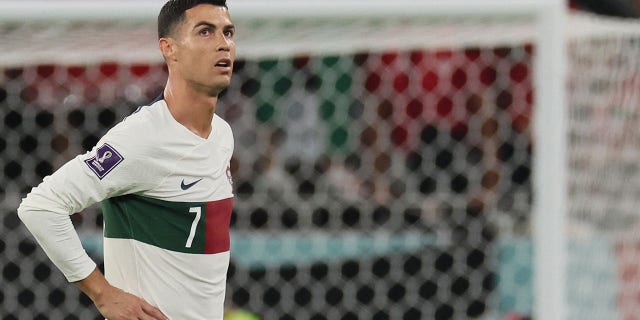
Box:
163, 77, 218, 139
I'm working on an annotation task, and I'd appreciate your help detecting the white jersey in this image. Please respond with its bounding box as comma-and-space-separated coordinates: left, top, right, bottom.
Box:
18, 99, 234, 319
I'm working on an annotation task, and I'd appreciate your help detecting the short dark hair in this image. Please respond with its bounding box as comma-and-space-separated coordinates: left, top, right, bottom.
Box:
158, 0, 228, 39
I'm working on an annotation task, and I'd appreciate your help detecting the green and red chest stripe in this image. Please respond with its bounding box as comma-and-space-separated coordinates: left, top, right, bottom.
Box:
102, 194, 233, 254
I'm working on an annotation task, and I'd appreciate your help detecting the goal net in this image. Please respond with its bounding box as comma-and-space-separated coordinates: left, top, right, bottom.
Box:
1, 1, 639, 319
567, 14, 640, 320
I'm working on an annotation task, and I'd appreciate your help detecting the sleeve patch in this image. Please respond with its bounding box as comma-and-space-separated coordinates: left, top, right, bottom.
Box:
84, 143, 124, 179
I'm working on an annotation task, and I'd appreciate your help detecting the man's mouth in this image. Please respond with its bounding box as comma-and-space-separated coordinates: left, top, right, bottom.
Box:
215, 59, 232, 69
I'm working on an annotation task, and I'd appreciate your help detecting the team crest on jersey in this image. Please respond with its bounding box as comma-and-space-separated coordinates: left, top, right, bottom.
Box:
84, 143, 124, 179
226, 166, 233, 185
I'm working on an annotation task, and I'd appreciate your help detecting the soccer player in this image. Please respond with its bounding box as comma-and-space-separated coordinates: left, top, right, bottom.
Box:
17, 0, 237, 319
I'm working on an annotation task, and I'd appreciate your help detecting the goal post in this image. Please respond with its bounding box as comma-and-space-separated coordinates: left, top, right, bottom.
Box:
0, 0, 561, 20
532, 2, 568, 320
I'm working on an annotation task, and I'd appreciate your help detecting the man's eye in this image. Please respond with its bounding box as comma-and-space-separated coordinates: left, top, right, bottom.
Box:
224, 30, 234, 38
200, 29, 210, 36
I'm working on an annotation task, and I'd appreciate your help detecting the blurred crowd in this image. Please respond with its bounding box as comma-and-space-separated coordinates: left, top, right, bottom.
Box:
571, 0, 640, 18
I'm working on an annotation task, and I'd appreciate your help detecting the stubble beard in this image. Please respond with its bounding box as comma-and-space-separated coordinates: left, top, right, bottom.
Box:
189, 76, 231, 98
208, 80, 231, 97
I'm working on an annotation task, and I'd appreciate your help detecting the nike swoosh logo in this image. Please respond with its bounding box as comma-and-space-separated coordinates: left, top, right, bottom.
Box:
181, 178, 203, 190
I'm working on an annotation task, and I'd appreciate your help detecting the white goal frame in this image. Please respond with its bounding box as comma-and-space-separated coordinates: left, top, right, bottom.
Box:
0, 1, 568, 319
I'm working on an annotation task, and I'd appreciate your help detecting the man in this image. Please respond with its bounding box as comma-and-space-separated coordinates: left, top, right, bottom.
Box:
17, 0, 237, 319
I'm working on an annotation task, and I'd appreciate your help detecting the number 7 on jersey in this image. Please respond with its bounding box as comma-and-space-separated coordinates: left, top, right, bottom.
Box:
186, 207, 202, 248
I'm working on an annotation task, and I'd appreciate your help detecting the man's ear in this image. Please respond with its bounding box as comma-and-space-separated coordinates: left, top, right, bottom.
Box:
159, 37, 178, 62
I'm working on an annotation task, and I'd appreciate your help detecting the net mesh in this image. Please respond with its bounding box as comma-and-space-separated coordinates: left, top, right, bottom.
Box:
1, 8, 639, 320
567, 29, 640, 320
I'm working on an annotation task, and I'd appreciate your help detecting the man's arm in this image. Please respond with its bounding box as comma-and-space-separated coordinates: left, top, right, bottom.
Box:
75, 268, 168, 320
17, 206, 96, 282
17, 138, 165, 319
17, 194, 168, 320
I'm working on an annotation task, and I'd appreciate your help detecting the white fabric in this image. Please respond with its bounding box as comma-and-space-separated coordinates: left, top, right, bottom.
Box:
18, 100, 234, 319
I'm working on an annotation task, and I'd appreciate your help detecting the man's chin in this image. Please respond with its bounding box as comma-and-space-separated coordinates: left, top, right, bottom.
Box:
216, 87, 229, 98
208, 82, 231, 97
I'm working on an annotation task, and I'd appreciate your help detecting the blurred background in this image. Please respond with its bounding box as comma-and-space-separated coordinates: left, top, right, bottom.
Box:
1, 0, 640, 319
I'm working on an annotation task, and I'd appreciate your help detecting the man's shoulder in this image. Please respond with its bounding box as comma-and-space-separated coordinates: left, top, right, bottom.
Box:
124, 100, 165, 126
98, 101, 165, 155
213, 114, 232, 134
109, 101, 164, 136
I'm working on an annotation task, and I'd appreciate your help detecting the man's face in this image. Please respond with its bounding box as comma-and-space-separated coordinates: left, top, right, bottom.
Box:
171, 4, 236, 96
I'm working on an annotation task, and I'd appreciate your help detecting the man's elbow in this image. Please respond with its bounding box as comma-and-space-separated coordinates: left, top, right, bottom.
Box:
17, 192, 72, 224
17, 197, 53, 226
17, 202, 36, 226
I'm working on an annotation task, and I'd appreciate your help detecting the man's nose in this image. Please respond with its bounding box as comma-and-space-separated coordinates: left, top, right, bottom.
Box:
217, 33, 232, 51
